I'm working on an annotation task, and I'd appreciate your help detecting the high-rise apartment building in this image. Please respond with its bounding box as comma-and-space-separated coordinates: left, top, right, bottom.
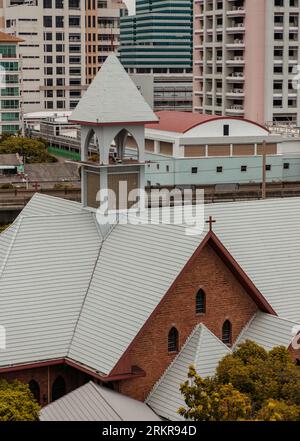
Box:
120, 0, 193, 111
193, 0, 300, 126
0, 0, 126, 113
0, 31, 22, 135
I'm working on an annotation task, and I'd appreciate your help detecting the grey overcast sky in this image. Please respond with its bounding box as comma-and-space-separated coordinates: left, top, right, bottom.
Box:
124, 0, 135, 15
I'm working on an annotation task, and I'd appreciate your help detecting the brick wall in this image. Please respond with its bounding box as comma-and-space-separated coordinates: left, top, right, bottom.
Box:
0, 363, 90, 406
118, 242, 259, 401
0, 241, 278, 406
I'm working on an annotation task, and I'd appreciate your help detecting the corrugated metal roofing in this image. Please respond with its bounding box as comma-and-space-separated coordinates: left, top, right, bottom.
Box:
39, 381, 160, 421
1, 194, 300, 375
146, 324, 231, 421
0, 154, 21, 166
24, 163, 79, 182
21, 192, 84, 217
199, 198, 300, 322
69, 54, 158, 125
67, 222, 201, 373
235, 312, 299, 351
0, 209, 101, 366
145, 111, 268, 134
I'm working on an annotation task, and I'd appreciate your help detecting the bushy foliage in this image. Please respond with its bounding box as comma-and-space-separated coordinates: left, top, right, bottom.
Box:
0, 224, 10, 233
179, 367, 251, 421
179, 341, 300, 421
0, 136, 57, 164
217, 341, 300, 409
256, 399, 300, 421
0, 380, 40, 421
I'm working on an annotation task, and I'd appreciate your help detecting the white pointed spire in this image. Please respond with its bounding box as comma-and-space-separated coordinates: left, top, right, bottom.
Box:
69, 54, 158, 125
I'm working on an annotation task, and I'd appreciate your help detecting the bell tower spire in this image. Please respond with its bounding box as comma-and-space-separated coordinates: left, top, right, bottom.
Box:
69, 54, 158, 211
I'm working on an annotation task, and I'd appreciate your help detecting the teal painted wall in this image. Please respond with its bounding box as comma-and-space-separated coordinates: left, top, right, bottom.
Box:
145, 153, 300, 186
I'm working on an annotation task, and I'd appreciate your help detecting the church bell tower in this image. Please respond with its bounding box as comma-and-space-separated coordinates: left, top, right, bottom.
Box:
69, 54, 158, 211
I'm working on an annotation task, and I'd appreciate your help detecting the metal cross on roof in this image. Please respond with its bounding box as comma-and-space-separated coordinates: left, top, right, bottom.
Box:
206, 216, 216, 231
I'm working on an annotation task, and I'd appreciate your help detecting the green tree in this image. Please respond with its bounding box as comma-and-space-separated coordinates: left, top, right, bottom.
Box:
216, 340, 300, 409
179, 341, 300, 421
179, 366, 251, 421
0, 224, 10, 233
256, 399, 300, 421
0, 380, 40, 421
0, 136, 57, 164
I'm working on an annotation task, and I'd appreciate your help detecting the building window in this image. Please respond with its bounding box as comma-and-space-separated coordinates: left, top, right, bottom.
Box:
196, 289, 206, 314
56, 16, 64, 28
44, 32, 52, 41
28, 380, 40, 404
51, 376, 66, 401
222, 320, 232, 345
241, 165, 247, 172
223, 124, 229, 136
283, 163, 290, 170
191, 167, 198, 174
168, 327, 179, 353
69, 16, 80, 27
43, 16, 52, 27
216, 166, 223, 173
266, 165, 272, 171
69, 0, 80, 7
57, 100, 65, 109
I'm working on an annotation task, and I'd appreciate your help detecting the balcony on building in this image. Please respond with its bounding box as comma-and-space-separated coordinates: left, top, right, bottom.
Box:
226, 104, 245, 115
227, 18, 245, 33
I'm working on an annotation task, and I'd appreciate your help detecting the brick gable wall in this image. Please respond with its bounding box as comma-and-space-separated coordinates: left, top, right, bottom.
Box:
117, 242, 259, 401
0, 241, 276, 406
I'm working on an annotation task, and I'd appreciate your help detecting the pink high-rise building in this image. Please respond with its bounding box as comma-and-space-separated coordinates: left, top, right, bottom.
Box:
193, 0, 300, 126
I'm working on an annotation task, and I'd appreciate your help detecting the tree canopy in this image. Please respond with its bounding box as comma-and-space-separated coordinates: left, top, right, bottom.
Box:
0, 136, 57, 164
179, 340, 300, 421
0, 380, 40, 421
0, 225, 9, 233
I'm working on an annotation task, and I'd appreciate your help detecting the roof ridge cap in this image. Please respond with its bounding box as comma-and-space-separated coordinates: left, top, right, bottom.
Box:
233, 312, 258, 350
193, 324, 205, 367
0, 217, 22, 282
146, 324, 202, 403
92, 381, 123, 420
194, 324, 232, 369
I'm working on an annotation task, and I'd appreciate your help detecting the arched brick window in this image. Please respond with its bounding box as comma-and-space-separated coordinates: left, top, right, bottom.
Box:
196, 289, 206, 314
222, 320, 232, 345
168, 327, 179, 353
29, 379, 40, 404
52, 375, 66, 402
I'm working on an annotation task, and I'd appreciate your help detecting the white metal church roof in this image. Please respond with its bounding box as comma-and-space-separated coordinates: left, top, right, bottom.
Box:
69, 54, 158, 125
235, 312, 299, 351
39, 381, 160, 421
1, 194, 300, 376
146, 324, 231, 421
